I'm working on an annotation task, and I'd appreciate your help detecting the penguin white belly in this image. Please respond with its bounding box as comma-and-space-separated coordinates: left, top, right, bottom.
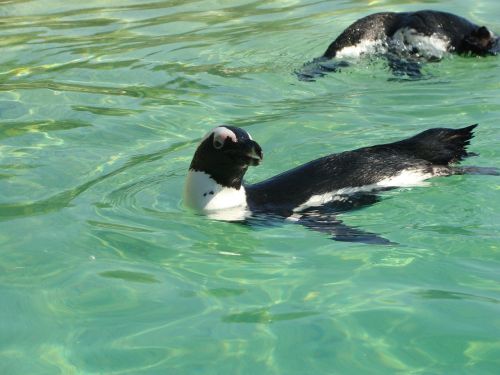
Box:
335, 39, 387, 58
293, 168, 443, 212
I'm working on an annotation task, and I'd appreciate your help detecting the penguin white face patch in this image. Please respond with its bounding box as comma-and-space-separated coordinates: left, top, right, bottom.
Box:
202, 126, 254, 149
202, 126, 238, 149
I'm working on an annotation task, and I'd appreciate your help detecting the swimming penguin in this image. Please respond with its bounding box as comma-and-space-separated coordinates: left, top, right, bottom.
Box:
184, 124, 487, 243
298, 10, 499, 80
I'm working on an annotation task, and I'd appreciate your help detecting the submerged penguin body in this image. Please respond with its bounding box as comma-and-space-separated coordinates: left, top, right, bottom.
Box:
298, 10, 499, 80
324, 11, 498, 59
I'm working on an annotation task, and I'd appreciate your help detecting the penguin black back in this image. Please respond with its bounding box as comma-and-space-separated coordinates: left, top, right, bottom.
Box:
246, 125, 477, 213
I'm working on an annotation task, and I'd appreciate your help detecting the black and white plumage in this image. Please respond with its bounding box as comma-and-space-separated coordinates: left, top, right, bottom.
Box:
298, 10, 499, 80
184, 124, 485, 243
184, 126, 263, 220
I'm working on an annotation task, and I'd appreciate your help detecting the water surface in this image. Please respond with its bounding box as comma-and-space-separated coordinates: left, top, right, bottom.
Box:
1, 0, 500, 374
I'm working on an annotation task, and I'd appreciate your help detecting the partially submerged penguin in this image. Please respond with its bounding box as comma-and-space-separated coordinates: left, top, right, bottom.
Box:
184, 124, 493, 244
298, 10, 499, 80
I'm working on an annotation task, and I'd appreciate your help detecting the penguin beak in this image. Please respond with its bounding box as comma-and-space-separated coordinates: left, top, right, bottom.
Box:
246, 140, 263, 166
225, 139, 263, 166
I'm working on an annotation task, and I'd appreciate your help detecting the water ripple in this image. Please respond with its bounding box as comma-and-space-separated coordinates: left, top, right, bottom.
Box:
1, 1, 499, 373
0, 140, 190, 220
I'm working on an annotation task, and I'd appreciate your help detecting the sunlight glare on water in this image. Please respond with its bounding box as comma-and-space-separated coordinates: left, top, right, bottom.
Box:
1, 0, 500, 374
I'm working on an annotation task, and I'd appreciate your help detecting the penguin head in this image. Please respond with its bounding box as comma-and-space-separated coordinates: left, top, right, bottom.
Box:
189, 126, 263, 189
463, 26, 499, 55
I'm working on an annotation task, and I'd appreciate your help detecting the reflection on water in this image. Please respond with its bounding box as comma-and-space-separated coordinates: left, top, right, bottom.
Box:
416, 289, 500, 304
222, 308, 319, 324
1, 0, 500, 374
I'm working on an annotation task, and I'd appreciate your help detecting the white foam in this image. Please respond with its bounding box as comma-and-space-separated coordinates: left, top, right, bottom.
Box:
285, 213, 302, 222
391, 28, 450, 59
206, 207, 249, 221
335, 29, 450, 60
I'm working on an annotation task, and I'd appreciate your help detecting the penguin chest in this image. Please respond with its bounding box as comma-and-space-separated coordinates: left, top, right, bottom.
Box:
184, 170, 248, 215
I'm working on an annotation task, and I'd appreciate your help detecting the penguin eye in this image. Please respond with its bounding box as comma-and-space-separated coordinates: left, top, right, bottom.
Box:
213, 139, 224, 149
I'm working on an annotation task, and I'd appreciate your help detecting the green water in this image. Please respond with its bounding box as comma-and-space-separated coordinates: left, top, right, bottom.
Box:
1, 0, 500, 373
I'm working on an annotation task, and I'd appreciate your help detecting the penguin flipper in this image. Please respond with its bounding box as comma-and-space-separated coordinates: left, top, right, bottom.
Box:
386, 53, 425, 79
295, 57, 350, 81
295, 194, 396, 245
297, 213, 395, 245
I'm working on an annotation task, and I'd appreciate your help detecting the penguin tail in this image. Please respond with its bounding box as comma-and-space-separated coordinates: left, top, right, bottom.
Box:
392, 124, 478, 165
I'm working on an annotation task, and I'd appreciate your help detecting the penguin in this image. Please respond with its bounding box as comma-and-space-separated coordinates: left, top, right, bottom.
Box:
183, 124, 489, 243
297, 10, 499, 80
